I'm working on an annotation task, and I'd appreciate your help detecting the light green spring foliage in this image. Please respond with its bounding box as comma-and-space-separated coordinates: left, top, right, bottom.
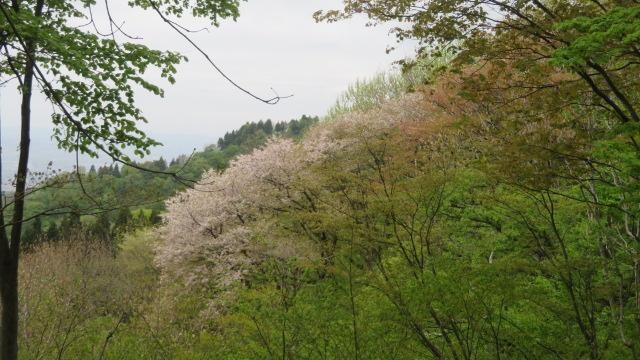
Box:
326, 48, 454, 120
326, 71, 409, 119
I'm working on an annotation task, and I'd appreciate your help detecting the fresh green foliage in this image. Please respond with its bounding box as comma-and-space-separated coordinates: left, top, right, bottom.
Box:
326, 49, 454, 120
129, 0, 242, 25
326, 71, 409, 119
552, 6, 640, 68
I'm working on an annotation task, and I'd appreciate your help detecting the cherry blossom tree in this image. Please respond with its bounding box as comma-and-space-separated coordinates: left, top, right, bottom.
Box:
158, 139, 319, 316
158, 92, 443, 317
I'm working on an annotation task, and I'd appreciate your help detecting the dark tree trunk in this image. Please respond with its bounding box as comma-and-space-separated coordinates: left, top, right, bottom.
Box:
0, 64, 33, 360
0, 2, 43, 357
0, 59, 34, 360
0, 259, 18, 360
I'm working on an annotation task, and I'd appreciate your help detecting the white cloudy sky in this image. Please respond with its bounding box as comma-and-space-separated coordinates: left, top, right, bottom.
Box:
0, 0, 415, 177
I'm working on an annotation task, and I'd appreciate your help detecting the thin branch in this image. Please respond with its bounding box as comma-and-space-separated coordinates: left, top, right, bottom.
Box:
148, 0, 292, 105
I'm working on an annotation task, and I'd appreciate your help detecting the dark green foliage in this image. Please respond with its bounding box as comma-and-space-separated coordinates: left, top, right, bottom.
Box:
111, 164, 121, 178
59, 213, 81, 234
149, 209, 162, 225
45, 222, 59, 242
87, 212, 113, 250
217, 115, 318, 150
113, 207, 132, 234
21, 218, 42, 250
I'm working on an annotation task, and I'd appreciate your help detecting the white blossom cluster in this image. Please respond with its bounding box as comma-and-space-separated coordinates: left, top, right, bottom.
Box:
159, 139, 304, 288
157, 92, 435, 315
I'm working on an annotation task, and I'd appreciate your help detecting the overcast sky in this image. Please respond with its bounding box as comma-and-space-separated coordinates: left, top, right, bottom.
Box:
0, 0, 415, 178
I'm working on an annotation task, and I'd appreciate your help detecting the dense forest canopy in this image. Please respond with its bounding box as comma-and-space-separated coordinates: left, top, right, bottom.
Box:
3, 0, 640, 359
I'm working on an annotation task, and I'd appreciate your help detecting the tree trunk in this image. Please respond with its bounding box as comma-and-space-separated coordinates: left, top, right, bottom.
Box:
0, 62, 34, 360
0, 1, 43, 355
0, 259, 17, 360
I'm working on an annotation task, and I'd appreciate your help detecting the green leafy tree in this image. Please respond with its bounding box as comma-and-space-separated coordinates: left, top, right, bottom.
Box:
114, 207, 132, 234
89, 212, 112, 248
20, 218, 42, 250
111, 164, 121, 178
59, 213, 82, 237
45, 222, 59, 242
0, 1, 247, 358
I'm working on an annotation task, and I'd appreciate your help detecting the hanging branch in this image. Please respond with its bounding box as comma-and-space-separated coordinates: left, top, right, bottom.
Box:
148, 0, 292, 105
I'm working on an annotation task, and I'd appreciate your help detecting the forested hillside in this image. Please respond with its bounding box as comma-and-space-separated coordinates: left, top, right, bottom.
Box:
19, 116, 318, 248
5, 0, 640, 359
